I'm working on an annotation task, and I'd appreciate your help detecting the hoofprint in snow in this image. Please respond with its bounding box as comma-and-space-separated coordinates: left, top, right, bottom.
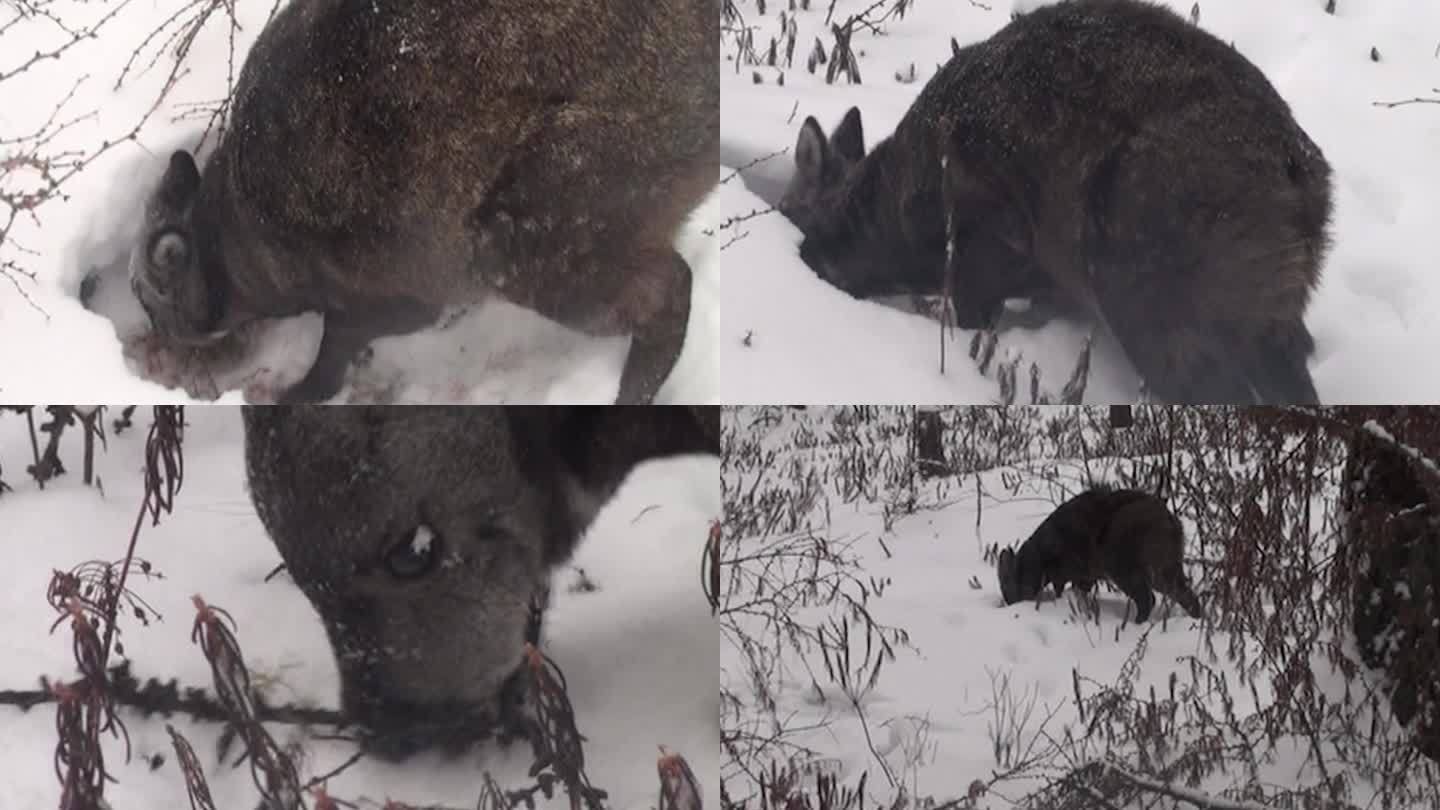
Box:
0, 3, 718, 404
718, 407, 1429, 809
0, 408, 720, 810
719, 0, 1440, 404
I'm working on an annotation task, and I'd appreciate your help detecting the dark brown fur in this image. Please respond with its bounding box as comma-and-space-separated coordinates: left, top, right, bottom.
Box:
781, 0, 1331, 405
997, 486, 1203, 623
131, 0, 719, 404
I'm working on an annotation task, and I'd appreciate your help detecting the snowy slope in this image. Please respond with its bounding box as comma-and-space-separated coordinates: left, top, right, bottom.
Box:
0, 408, 719, 810
720, 0, 1440, 404
719, 406, 1430, 809
0, 2, 718, 404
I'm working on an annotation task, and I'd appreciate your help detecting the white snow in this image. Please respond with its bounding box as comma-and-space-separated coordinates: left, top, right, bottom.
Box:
720, 0, 1440, 404
410, 524, 436, 556
0, 407, 720, 809
0, 2, 718, 404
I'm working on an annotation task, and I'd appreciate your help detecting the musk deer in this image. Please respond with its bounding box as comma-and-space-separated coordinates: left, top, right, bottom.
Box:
131, 0, 718, 404
780, 0, 1332, 404
242, 405, 719, 759
997, 485, 1203, 623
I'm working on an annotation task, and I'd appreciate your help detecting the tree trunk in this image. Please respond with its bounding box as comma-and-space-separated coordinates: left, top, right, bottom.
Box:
1110, 405, 1134, 429
914, 408, 947, 479
1341, 408, 1440, 763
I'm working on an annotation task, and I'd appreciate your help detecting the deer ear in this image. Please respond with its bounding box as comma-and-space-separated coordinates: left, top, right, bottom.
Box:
157, 150, 201, 209
794, 116, 831, 184
831, 107, 866, 163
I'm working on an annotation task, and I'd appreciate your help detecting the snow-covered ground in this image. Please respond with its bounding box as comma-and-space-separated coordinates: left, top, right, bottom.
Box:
0, 407, 720, 809
719, 407, 1427, 808
719, 0, 1440, 404
0, 3, 718, 404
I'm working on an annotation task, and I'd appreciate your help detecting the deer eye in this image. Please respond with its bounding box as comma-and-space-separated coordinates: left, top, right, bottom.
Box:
149, 231, 189, 273
383, 525, 440, 579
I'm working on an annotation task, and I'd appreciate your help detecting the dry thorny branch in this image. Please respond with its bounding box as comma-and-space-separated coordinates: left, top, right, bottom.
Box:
0, 405, 111, 491
39, 405, 184, 810
723, 0, 914, 85
659, 747, 706, 810
191, 594, 305, 810
169, 722, 218, 810
706, 518, 723, 615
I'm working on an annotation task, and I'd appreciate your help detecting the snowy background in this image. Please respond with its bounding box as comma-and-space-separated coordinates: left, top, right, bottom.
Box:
0, 2, 718, 404
719, 0, 1440, 404
0, 407, 719, 809
719, 406, 1436, 809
